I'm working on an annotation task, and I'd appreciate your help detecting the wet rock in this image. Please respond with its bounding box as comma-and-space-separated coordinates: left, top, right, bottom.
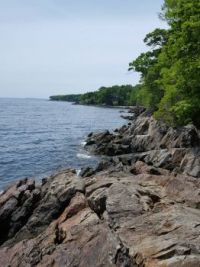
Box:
128, 106, 146, 116
95, 159, 113, 172
121, 114, 135, 120
79, 167, 95, 178
87, 132, 93, 138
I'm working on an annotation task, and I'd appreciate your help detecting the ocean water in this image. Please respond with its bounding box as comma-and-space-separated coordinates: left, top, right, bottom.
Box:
0, 98, 125, 190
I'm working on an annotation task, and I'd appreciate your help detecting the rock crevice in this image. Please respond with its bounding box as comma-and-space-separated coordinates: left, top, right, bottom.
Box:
0, 108, 200, 266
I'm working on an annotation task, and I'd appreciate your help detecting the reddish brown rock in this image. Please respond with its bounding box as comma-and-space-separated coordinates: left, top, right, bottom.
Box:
85, 111, 200, 178
85, 166, 200, 266
0, 109, 200, 267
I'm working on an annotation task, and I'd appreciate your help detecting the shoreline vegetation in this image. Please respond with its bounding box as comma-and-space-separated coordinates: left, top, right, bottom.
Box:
51, 0, 200, 128
49, 84, 140, 107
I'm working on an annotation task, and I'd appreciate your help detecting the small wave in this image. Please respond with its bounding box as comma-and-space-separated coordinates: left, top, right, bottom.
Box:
0, 159, 15, 165
81, 141, 87, 147
0, 190, 4, 196
33, 139, 42, 145
76, 169, 81, 176
77, 153, 92, 159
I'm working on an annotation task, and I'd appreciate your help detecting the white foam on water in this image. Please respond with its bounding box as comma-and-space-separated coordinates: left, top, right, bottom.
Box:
77, 153, 92, 159
81, 141, 87, 147
76, 169, 81, 176
0, 190, 4, 196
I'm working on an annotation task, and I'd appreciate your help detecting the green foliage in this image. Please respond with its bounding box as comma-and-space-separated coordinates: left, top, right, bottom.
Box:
50, 85, 140, 107
80, 85, 137, 106
50, 94, 81, 102
129, 28, 168, 109
129, 0, 200, 127
129, 84, 142, 105
156, 0, 200, 127
144, 28, 168, 48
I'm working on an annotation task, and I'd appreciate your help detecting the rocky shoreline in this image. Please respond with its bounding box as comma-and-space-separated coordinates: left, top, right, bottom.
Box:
0, 107, 200, 267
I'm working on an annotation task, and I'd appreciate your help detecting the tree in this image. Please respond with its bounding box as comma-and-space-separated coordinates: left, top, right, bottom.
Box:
155, 0, 200, 126
129, 0, 200, 127
129, 28, 168, 109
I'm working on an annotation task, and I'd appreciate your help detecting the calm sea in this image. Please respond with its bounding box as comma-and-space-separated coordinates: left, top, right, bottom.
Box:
0, 98, 125, 190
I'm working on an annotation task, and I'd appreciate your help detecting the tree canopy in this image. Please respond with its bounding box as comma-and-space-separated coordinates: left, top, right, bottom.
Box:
49, 94, 81, 102
50, 85, 139, 106
129, 0, 200, 127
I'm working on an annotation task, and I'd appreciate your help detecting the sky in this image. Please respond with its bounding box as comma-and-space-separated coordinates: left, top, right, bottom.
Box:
0, 0, 166, 98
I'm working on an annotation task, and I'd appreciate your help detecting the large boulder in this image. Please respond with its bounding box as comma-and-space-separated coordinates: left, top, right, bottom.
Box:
1, 161, 200, 266
85, 163, 200, 267
85, 108, 200, 178
0, 192, 136, 267
160, 124, 200, 149
0, 170, 85, 247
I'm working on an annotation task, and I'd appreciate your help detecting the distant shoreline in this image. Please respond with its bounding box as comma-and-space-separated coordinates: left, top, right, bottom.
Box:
50, 99, 131, 109
73, 102, 131, 110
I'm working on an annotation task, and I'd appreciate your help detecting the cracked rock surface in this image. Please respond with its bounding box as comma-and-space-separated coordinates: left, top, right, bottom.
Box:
0, 108, 200, 267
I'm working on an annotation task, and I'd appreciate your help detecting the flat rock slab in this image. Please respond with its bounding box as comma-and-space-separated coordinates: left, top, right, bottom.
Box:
0, 110, 200, 266
1, 163, 200, 266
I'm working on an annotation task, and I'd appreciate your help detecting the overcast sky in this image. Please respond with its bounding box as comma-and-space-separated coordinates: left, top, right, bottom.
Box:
0, 0, 166, 98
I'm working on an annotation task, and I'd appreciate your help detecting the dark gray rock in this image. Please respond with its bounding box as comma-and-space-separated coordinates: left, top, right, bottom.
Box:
85, 107, 200, 177
0, 106, 200, 267
79, 167, 95, 177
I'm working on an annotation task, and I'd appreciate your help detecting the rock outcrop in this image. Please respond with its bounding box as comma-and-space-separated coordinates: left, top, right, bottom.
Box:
0, 108, 200, 267
85, 109, 200, 178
